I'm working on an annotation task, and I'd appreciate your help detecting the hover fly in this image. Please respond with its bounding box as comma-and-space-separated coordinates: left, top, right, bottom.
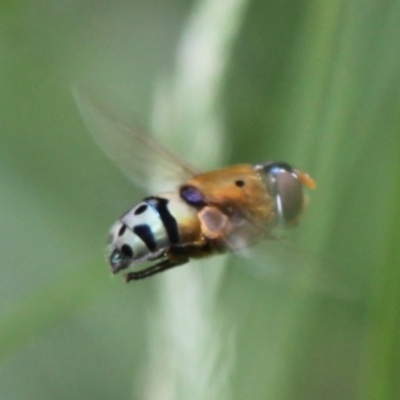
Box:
74, 89, 316, 282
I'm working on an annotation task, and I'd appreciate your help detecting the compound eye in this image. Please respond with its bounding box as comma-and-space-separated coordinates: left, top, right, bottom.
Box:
262, 162, 304, 225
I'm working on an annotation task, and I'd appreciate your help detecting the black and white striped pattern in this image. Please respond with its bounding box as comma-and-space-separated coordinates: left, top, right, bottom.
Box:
108, 192, 199, 272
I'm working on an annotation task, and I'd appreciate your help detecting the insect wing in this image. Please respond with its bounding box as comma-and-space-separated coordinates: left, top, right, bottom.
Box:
233, 236, 363, 301
73, 86, 200, 191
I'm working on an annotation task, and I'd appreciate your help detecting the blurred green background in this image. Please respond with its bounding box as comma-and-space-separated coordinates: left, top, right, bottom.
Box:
1, 0, 400, 399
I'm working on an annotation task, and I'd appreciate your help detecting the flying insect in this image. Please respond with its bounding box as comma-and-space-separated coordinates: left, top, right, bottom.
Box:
74, 89, 316, 282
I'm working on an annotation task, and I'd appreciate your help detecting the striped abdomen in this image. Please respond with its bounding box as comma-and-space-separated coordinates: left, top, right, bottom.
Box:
108, 192, 201, 273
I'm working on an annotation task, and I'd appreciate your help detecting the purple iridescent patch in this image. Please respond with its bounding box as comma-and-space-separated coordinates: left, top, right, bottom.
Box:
180, 185, 206, 207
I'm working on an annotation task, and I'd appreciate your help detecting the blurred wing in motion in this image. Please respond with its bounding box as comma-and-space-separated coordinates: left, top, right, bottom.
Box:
73, 86, 200, 192
234, 237, 366, 301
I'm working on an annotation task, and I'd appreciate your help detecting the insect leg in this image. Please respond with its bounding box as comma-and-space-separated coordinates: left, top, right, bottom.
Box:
124, 255, 189, 282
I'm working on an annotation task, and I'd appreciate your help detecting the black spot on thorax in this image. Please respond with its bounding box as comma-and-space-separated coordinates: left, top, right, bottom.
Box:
235, 180, 245, 187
